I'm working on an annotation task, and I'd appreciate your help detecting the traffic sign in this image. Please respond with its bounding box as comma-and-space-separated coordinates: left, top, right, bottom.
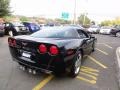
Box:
61, 12, 69, 20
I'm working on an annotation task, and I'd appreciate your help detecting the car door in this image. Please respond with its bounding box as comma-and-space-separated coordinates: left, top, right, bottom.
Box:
77, 30, 93, 55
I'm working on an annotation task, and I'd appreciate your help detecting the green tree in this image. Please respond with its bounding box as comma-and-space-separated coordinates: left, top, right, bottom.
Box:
19, 16, 30, 22
101, 20, 112, 26
0, 0, 11, 17
55, 18, 71, 24
91, 21, 95, 25
78, 14, 91, 25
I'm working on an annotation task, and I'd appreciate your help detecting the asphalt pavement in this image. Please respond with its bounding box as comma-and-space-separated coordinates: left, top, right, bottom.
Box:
0, 34, 120, 90
116, 47, 120, 87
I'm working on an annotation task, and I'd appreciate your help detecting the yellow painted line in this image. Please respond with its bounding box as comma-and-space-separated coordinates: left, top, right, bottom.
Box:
81, 66, 99, 72
88, 56, 107, 69
81, 69, 98, 76
95, 48, 109, 55
103, 43, 113, 49
80, 72, 97, 80
76, 76, 96, 84
33, 75, 54, 90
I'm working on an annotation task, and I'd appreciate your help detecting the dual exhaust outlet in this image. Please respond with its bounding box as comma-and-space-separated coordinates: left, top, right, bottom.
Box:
19, 65, 52, 74
19, 65, 36, 75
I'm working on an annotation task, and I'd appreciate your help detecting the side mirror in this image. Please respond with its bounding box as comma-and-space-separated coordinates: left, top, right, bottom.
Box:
89, 34, 94, 38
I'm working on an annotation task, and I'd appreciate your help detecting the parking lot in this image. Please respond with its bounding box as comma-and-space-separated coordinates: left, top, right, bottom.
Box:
0, 34, 120, 90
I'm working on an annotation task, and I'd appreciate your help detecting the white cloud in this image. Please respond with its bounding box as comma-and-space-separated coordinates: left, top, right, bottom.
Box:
10, 0, 120, 21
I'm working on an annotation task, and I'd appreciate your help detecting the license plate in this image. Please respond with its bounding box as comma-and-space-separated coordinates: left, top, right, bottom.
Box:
22, 52, 31, 58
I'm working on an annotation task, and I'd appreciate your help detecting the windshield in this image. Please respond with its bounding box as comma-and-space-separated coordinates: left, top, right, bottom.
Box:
101, 26, 111, 29
90, 26, 99, 28
31, 23, 40, 29
12, 22, 24, 26
31, 27, 79, 38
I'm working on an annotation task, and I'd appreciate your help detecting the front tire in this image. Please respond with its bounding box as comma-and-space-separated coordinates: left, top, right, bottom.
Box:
8, 30, 14, 37
116, 32, 120, 37
70, 51, 82, 77
92, 42, 95, 52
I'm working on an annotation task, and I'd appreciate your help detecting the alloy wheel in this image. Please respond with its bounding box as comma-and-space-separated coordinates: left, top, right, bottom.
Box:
74, 53, 81, 74
116, 32, 120, 37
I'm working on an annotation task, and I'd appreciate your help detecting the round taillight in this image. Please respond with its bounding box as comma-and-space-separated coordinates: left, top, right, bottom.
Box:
39, 44, 47, 53
8, 38, 16, 46
50, 46, 59, 55
13, 39, 16, 46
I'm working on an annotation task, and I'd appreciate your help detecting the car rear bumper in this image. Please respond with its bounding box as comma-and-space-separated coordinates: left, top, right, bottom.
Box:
9, 45, 66, 73
13, 57, 54, 73
12, 56, 66, 74
100, 32, 110, 34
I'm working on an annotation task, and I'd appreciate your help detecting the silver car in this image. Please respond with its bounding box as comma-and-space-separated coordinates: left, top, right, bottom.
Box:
88, 26, 100, 34
99, 26, 112, 34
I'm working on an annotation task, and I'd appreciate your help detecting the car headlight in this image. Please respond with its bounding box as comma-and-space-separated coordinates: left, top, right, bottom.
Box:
15, 27, 19, 32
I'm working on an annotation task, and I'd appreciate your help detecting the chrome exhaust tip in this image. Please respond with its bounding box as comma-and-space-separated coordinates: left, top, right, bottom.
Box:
22, 66, 25, 71
19, 66, 23, 70
28, 69, 32, 73
33, 70, 36, 75
45, 71, 52, 74
19, 66, 25, 71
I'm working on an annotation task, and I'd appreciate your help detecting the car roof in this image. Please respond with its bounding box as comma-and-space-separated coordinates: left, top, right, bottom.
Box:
41, 26, 84, 31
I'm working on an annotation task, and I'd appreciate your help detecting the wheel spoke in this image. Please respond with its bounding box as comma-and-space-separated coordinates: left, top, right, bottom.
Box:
75, 54, 81, 74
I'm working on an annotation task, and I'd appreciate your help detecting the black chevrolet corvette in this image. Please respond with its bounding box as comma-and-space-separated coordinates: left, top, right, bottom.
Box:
8, 26, 97, 77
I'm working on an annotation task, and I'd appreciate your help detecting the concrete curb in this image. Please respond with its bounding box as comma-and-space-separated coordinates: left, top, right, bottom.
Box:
116, 47, 120, 87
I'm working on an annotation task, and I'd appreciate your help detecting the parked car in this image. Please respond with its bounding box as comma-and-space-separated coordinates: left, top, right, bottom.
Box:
99, 26, 112, 34
23, 22, 40, 33
110, 25, 120, 37
4, 22, 29, 36
87, 26, 100, 34
8, 26, 97, 77
0, 23, 5, 37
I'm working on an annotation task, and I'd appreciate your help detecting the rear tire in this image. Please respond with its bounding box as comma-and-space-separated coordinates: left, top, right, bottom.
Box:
70, 51, 82, 78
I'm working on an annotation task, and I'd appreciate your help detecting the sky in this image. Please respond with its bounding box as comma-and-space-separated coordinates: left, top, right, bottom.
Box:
10, 0, 120, 22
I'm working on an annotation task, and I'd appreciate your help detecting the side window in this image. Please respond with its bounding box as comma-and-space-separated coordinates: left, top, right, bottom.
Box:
77, 30, 89, 38
65, 30, 79, 38
6, 23, 10, 27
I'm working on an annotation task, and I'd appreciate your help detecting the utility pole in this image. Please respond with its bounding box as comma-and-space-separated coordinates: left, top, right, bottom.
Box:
83, 13, 87, 25
73, 0, 76, 25
83, 0, 88, 25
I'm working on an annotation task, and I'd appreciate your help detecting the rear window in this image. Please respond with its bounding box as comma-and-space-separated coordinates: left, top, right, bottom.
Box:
31, 27, 79, 38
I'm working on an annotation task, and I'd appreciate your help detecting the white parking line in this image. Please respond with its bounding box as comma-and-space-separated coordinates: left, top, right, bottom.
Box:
103, 43, 113, 49
95, 48, 109, 55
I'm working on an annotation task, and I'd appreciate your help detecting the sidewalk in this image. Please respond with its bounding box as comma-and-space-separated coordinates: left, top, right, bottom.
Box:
116, 47, 120, 87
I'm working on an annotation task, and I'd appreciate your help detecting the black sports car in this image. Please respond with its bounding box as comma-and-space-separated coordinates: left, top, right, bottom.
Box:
8, 26, 97, 77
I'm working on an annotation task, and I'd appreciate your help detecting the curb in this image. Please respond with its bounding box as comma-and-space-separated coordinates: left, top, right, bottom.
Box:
116, 47, 120, 87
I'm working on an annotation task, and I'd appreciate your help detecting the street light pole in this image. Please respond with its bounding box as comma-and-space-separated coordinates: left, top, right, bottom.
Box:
83, 0, 88, 25
83, 13, 86, 25
73, 0, 76, 25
